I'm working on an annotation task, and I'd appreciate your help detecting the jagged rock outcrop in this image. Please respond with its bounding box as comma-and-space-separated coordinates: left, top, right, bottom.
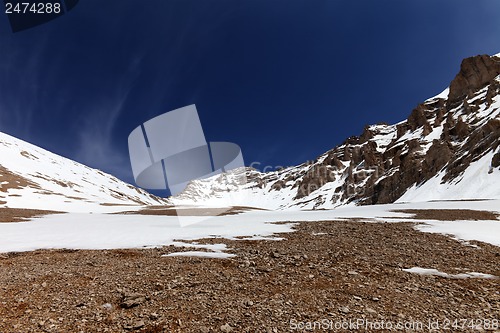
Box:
448, 54, 500, 103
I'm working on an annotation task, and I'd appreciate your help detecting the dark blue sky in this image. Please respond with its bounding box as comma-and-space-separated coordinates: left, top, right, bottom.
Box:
0, 0, 499, 189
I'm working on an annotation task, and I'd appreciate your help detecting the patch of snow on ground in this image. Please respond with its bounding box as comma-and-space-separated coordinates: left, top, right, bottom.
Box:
163, 242, 234, 258
414, 219, 500, 247
403, 267, 497, 279
0, 200, 499, 253
163, 251, 235, 259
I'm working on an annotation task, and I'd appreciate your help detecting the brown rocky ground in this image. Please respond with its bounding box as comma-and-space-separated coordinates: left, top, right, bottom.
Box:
393, 209, 499, 221
0, 208, 62, 223
0, 218, 499, 332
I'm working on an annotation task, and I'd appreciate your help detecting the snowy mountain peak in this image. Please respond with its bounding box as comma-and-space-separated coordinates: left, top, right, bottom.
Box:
0, 132, 168, 212
174, 53, 500, 209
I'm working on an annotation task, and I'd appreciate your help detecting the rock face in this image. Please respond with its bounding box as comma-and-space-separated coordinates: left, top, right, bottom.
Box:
493, 152, 500, 168
175, 53, 500, 209
448, 54, 500, 103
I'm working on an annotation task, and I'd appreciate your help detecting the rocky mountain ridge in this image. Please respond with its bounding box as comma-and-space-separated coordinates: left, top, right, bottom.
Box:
175, 53, 500, 209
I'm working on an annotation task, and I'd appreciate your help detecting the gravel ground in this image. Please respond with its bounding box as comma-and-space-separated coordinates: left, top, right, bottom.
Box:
393, 209, 499, 221
0, 218, 499, 332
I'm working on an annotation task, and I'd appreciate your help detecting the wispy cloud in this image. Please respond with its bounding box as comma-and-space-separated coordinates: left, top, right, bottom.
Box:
74, 57, 144, 183
0, 33, 50, 139
75, 99, 129, 180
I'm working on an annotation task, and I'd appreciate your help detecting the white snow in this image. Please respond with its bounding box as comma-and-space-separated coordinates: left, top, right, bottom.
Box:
0, 200, 499, 253
403, 267, 497, 279
0, 212, 297, 253
429, 87, 450, 100
423, 125, 443, 142
370, 126, 398, 153
415, 219, 500, 247
164, 242, 235, 258
397, 150, 500, 202
163, 251, 235, 259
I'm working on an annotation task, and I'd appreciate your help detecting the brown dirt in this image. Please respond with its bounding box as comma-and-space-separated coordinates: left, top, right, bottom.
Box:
20, 151, 39, 160
0, 208, 63, 223
0, 165, 40, 193
30, 173, 73, 189
394, 209, 499, 221
116, 206, 266, 217
0, 220, 498, 332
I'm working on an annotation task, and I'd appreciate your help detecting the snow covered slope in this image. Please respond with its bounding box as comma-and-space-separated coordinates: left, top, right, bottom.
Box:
1, 199, 499, 253
0, 132, 167, 212
174, 53, 500, 209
